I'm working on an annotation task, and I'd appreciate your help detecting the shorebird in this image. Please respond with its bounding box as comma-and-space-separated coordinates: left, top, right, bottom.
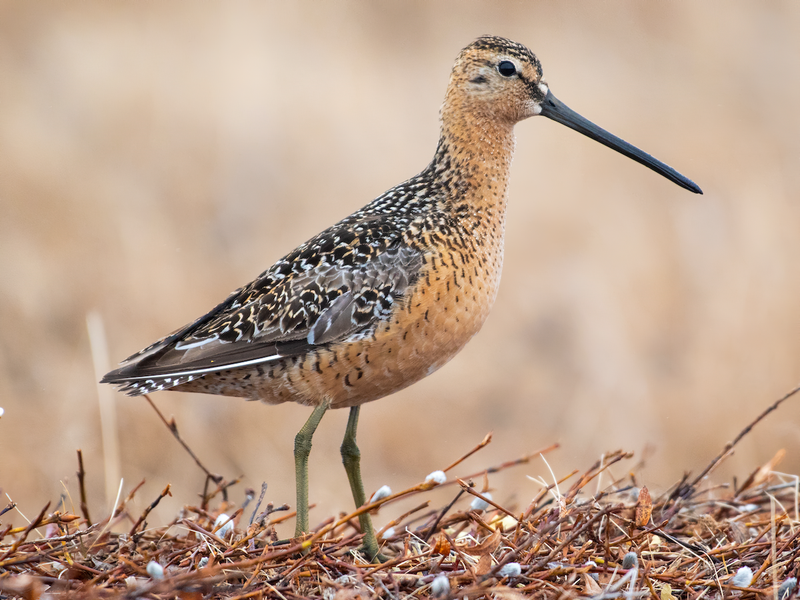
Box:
102, 36, 701, 560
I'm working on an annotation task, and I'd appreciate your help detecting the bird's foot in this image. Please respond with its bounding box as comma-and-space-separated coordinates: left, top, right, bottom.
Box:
351, 540, 388, 564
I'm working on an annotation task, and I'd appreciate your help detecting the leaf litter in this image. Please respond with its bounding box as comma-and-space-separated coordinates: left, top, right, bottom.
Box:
1, 385, 799, 599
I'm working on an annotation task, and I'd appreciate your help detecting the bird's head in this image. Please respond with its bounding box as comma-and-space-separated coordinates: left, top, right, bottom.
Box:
445, 35, 549, 125
443, 35, 702, 194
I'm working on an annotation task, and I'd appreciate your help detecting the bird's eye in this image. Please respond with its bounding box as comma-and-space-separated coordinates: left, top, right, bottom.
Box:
497, 61, 516, 77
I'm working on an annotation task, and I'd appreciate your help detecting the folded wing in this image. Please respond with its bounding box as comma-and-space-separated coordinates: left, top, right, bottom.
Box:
102, 222, 423, 396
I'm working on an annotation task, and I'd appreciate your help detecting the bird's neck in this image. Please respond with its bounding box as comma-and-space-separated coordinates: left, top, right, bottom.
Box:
429, 113, 516, 229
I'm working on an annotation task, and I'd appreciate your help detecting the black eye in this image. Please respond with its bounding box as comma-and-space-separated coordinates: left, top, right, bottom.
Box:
497, 60, 516, 77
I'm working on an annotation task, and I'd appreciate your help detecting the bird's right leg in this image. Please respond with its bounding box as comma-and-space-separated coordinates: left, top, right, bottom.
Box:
341, 406, 386, 562
294, 400, 330, 538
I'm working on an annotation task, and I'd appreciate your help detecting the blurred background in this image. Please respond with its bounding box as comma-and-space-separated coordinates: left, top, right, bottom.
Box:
1, 2, 799, 532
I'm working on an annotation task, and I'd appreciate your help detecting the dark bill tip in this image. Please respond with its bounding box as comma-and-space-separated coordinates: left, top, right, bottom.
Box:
540, 90, 702, 195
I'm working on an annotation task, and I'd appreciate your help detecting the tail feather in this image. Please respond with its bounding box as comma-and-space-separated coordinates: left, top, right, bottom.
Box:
110, 373, 200, 397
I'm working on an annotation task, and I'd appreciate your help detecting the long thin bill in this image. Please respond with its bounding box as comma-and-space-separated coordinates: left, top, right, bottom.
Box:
540, 90, 702, 194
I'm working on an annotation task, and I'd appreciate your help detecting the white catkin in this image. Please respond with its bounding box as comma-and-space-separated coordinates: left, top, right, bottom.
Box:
146, 561, 164, 580
731, 566, 753, 588
431, 575, 450, 596
470, 492, 492, 511
499, 562, 522, 578
622, 552, 638, 569
381, 527, 396, 540
778, 578, 797, 600
585, 559, 599, 581
370, 485, 392, 503
425, 470, 447, 485
214, 513, 234, 537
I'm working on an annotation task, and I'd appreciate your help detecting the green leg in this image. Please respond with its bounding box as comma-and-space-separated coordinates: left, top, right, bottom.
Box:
340, 406, 385, 562
294, 401, 329, 538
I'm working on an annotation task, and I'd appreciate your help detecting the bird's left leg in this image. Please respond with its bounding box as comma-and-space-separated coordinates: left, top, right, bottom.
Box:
294, 399, 330, 538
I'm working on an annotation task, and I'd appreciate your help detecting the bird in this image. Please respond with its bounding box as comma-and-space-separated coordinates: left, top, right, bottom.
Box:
102, 35, 701, 561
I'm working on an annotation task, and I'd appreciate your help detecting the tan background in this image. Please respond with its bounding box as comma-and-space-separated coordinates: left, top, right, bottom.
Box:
1, 2, 799, 531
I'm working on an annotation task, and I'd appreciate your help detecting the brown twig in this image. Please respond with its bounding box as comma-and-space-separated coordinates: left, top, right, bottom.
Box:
249, 483, 269, 527
129, 484, 172, 536
443, 432, 493, 472
0, 502, 50, 562
423, 490, 467, 543
144, 394, 222, 485
76, 449, 92, 526
523, 469, 580, 520
689, 383, 800, 492
456, 479, 517, 520
205, 475, 244, 505
456, 442, 560, 484
0, 503, 15, 519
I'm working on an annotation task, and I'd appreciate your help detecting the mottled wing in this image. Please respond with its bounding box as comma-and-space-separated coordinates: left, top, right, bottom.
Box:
102, 222, 423, 396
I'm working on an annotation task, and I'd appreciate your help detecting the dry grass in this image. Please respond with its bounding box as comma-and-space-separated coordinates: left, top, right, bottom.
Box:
2, 388, 800, 599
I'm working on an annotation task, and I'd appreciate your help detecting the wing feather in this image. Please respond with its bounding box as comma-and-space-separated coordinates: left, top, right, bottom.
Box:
102, 221, 423, 395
